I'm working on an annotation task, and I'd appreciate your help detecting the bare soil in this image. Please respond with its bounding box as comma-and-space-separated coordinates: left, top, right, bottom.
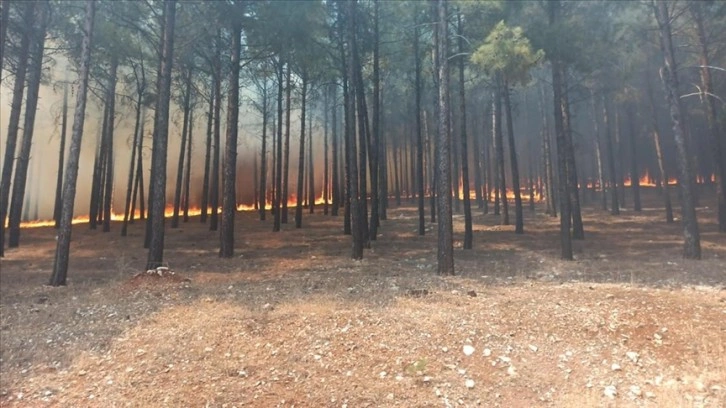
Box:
1, 192, 725, 407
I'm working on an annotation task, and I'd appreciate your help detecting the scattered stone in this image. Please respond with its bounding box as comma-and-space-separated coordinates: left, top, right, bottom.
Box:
629, 385, 642, 397
604, 385, 617, 399
467, 291, 477, 297
528, 345, 538, 353
626, 351, 639, 363
606, 294, 615, 299
78, 370, 87, 376
645, 391, 656, 399
379, 371, 387, 379
465, 379, 475, 389
423, 376, 432, 383
612, 363, 622, 371
499, 356, 511, 364
483, 348, 492, 357
507, 366, 518, 377
463, 345, 475, 356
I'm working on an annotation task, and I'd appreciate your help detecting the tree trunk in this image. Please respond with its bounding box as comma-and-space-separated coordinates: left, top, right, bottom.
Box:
457, 13, 473, 246
590, 91, 607, 211
655, 0, 701, 259
53, 82, 69, 228
122, 74, 145, 236
50, 0, 95, 286
308, 106, 315, 214
492, 81, 509, 225
539, 85, 556, 217
273, 60, 284, 232
414, 23, 425, 236
259, 79, 268, 220
691, 2, 725, 232
295, 75, 307, 228
172, 68, 193, 229
351, 21, 370, 244
220, 22, 241, 258
130, 107, 146, 224
323, 86, 330, 215
282, 63, 292, 224
102, 55, 118, 233
210, 32, 222, 232
645, 72, 673, 223
0, 1, 33, 257
7, 2, 48, 248
201, 79, 213, 223
627, 108, 642, 211
561, 69, 584, 240
0, 0, 10, 86
369, 0, 381, 238
502, 78, 523, 234
183, 103, 193, 222
602, 95, 620, 215
145, 0, 176, 270
331, 84, 340, 216
346, 0, 362, 258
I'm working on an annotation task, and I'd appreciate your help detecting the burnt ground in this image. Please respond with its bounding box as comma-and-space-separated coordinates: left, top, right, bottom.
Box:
0, 190, 725, 407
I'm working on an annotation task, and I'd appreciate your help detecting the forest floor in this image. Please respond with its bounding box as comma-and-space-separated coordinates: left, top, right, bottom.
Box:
1, 191, 725, 407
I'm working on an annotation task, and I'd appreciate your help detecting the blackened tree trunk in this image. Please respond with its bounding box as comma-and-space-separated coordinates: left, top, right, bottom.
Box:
655, 0, 701, 259
130, 108, 146, 224
457, 13, 473, 246
282, 63, 292, 224
436, 0, 454, 275
89, 117, 106, 230
220, 22, 241, 258
331, 84, 340, 216
645, 72, 673, 223
502, 78, 523, 234
210, 31, 222, 232
691, 2, 725, 232
273, 60, 284, 232
172, 67, 193, 228
627, 108, 642, 211
492, 81, 509, 225
0, 1, 33, 257
561, 71, 584, 240
602, 95, 620, 215
323, 86, 330, 215
414, 23, 425, 236
351, 20, 370, 244
201, 80, 213, 223
472, 109, 484, 210
259, 79, 269, 220
50, 0, 95, 286
590, 91, 607, 211
295, 75, 308, 228
146, 0, 176, 270
0, 0, 9, 86
346, 0, 362, 258
102, 55, 119, 233
369, 0, 381, 238
8, 2, 48, 248
53, 82, 69, 228
308, 107, 315, 214
122, 69, 145, 236
539, 84, 556, 217
183, 104, 193, 222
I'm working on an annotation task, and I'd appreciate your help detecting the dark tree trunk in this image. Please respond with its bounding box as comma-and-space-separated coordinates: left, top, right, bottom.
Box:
50, 0, 95, 286
414, 23, 425, 236
655, 1, 701, 259
549, 1, 572, 260
691, 2, 725, 232
273, 60, 284, 232
201, 80, 214, 223
435, 0, 454, 275
645, 72, 673, 223
492, 81, 509, 225
602, 95, 620, 215
259, 79, 269, 220
482, 107, 490, 214
323, 86, 330, 215
220, 22, 241, 258
457, 13, 473, 246
351, 23, 370, 244
146, 0, 176, 270
369, 0, 381, 238
502, 78, 523, 234
295, 75, 308, 228
7, 2, 48, 248
102, 56, 118, 233
472, 108, 484, 210
122, 61, 146, 235
627, 108, 642, 212
0, 1, 33, 257
183, 104, 193, 222
346, 0, 362, 257
130, 107, 146, 224
590, 91, 607, 211
282, 63, 292, 224
538, 85, 556, 217
172, 68, 193, 229
308, 106, 315, 214
89, 119, 105, 230
53, 83, 69, 228
0, 0, 9, 86
561, 71, 584, 240
209, 31, 222, 232
331, 84, 340, 216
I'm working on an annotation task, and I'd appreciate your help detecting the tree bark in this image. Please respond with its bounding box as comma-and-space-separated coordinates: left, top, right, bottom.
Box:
414, 23, 425, 236
146, 0, 176, 270
602, 95, 620, 215
273, 60, 284, 231
50, 0, 95, 286
502, 78, 523, 234
172, 67, 193, 228
201, 79, 213, 223
259, 78, 269, 220
53, 82, 69, 228
457, 13, 473, 246
655, 0, 701, 259
627, 107, 642, 211
645, 72, 673, 223
346, 0, 362, 258
295, 75, 307, 228
101, 56, 118, 233
220, 22, 241, 258
590, 91, 607, 211
210, 31, 222, 232
282, 63, 292, 224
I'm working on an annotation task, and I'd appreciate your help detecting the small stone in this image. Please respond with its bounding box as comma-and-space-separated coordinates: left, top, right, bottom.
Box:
463, 345, 475, 356
78, 370, 87, 376
695, 381, 706, 392
423, 376, 432, 383
379, 371, 387, 379
626, 352, 639, 363
465, 379, 475, 389
611, 363, 622, 371
604, 385, 617, 399
529, 345, 538, 353
606, 294, 615, 299
499, 356, 511, 364
507, 366, 518, 377
441, 347, 449, 353
204, 347, 213, 353
386, 393, 394, 400
645, 391, 655, 399
629, 385, 642, 397
483, 348, 492, 357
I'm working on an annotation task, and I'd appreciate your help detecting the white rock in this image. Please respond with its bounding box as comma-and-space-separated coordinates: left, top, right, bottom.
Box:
379, 371, 387, 379
629, 385, 642, 397
626, 351, 639, 363
483, 348, 492, 357
604, 385, 617, 399
423, 376, 432, 383
465, 379, 475, 389
529, 345, 538, 353
499, 356, 511, 364
611, 363, 622, 371
463, 345, 475, 356
645, 391, 655, 399
507, 366, 518, 377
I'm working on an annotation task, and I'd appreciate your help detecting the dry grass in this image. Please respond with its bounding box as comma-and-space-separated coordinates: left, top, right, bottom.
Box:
1, 191, 725, 407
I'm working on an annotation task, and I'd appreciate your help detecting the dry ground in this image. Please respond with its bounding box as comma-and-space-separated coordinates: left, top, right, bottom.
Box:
1, 191, 725, 407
